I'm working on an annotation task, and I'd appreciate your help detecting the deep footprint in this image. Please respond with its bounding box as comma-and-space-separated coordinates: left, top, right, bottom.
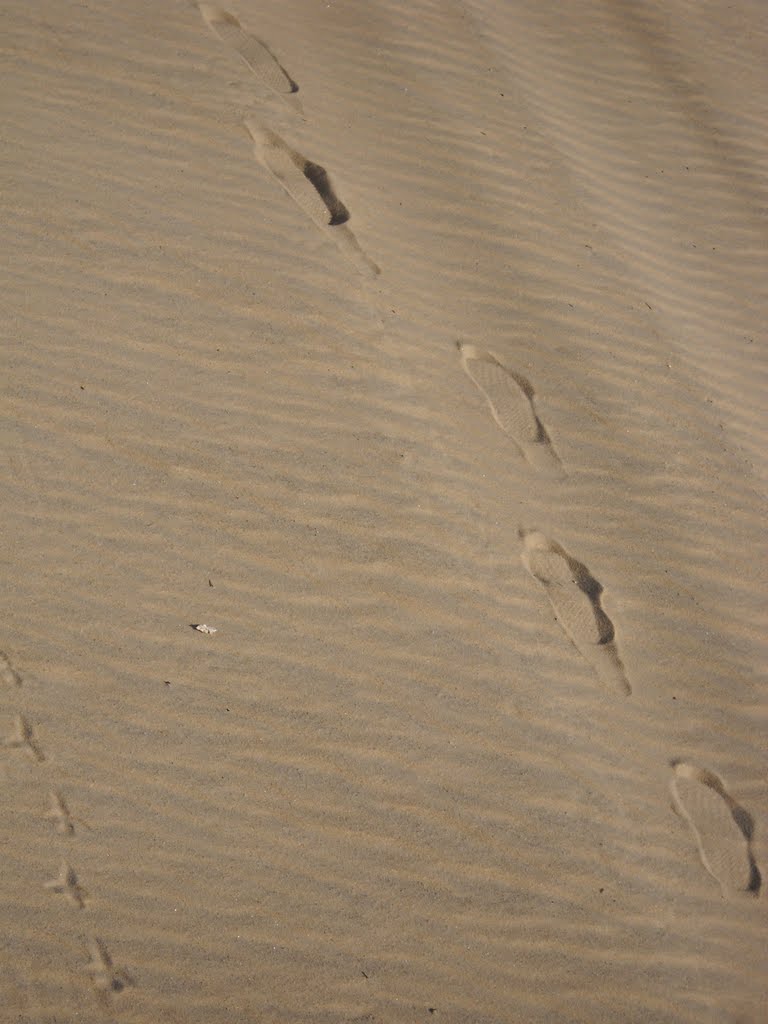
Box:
458, 343, 563, 476
669, 760, 761, 896
520, 529, 630, 694
198, 5, 301, 103
245, 121, 379, 277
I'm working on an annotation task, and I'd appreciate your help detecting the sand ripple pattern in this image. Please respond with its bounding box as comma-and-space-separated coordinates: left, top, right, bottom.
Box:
1, 0, 766, 1020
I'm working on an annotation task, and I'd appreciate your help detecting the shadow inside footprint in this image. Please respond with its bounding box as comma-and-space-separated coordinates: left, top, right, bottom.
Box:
558, 551, 614, 643
199, 5, 300, 96
302, 161, 350, 225
746, 860, 762, 893
457, 343, 563, 476
519, 529, 629, 693
669, 760, 761, 896
244, 121, 379, 277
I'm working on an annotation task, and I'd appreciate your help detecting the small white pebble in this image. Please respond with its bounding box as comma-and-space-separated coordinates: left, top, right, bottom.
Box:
193, 624, 217, 634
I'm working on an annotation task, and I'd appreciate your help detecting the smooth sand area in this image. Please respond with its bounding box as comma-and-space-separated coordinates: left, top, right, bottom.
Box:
2, 1, 766, 1021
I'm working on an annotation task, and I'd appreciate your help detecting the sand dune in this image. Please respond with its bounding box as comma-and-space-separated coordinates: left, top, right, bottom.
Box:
2, 0, 766, 1021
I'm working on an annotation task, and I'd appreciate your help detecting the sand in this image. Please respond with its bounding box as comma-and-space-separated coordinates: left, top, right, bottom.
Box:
1, 1, 766, 1021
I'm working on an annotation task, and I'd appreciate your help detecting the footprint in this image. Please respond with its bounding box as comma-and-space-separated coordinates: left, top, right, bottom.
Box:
3, 714, 46, 762
520, 530, 630, 694
669, 761, 761, 897
197, 4, 302, 110
0, 650, 23, 687
85, 937, 135, 1000
244, 121, 380, 278
44, 861, 86, 908
458, 343, 563, 476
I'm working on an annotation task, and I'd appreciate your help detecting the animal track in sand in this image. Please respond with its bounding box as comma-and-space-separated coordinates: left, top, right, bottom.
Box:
245, 121, 380, 277
1, 650, 23, 687
669, 760, 761, 897
3, 713, 46, 762
457, 343, 563, 476
520, 530, 630, 694
44, 860, 86, 909
197, 5, 301, 105
46, 790, 76, 836
0, 648, 134, 1003
85, 936, 135, 1003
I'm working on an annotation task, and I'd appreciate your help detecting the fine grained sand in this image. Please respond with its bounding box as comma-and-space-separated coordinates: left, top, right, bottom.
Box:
1, 1, 766, 1021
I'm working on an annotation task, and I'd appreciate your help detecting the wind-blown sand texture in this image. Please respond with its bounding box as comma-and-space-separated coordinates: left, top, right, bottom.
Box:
2, 0, 767, 1021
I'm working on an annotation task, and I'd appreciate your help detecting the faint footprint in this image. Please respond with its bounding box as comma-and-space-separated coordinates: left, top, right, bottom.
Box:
85, 937, 135, 1003
520, 529, 630, 694
3, 714, 46, 762
245, 121, 380, 277
198, 4, 303, 113
458, 343, 563, 476
0, 650, 23, 687
669, 760, 761, 897
44, 860, 86, 908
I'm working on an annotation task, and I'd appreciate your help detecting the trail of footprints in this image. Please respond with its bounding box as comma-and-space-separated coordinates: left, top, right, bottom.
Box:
199, 0, 758, 894
456, 342, 760, 896
196, 3, 379, 278
2, 651, 134, 1009
1, 12, 756, 1009
457, 342, 628, 692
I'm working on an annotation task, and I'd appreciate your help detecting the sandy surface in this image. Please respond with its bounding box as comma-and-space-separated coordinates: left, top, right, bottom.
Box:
2, 1, 767, 1021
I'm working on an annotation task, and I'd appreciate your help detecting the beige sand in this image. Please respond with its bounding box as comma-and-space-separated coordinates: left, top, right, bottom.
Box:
1, 0, 766, 1021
